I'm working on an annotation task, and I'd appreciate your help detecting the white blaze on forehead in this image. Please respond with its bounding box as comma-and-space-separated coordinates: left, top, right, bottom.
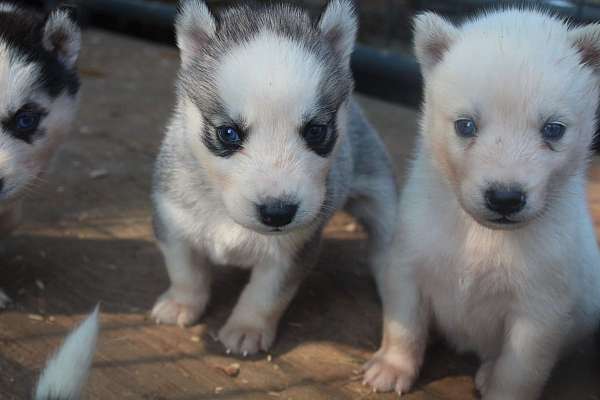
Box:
0, 43, 42, 114
216, 31, 324, 123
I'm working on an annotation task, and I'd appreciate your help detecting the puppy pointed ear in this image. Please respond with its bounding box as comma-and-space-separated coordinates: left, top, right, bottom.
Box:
569, 24, 600, 70
176, 0, 217, 68
318, 0, 358, 64
413, 12, 458, 75
42, 7, 81, 68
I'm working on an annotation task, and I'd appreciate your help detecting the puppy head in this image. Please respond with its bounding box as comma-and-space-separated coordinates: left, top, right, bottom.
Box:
175, 0, 356, 234
415, 10, 600, 229
0, 5, 80, 201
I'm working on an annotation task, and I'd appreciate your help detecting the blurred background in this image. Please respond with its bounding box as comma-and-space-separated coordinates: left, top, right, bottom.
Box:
71, 0, 600, 108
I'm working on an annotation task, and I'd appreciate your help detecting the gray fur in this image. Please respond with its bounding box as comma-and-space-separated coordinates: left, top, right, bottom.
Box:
151, 0, 397, 354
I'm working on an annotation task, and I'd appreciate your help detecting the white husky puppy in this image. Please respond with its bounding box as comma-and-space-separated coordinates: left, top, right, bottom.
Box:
363, 9, 600, 400
151, 0, 397, 356
0, 2, 81, 308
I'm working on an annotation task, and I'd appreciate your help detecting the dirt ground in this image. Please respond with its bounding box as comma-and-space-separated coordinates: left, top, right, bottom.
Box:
0, 29, 599, 400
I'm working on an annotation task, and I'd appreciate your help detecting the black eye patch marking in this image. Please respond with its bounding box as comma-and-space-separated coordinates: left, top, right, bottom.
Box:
2, 103, 48, 144
202, 117, 247, 158
301, 117, 337, 157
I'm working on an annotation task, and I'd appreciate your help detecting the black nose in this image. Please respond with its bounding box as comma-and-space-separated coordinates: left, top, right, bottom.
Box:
485, 185, 526, 216
258, 199, 299, 228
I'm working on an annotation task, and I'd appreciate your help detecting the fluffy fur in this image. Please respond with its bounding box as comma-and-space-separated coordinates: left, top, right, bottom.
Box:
0, 3, 81, 308
363, 9, 600, 399
35, 307, 100, 400
151, 0, 397, 355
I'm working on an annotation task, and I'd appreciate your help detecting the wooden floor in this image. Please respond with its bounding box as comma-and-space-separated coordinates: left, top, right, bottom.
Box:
0, 30, 599, 400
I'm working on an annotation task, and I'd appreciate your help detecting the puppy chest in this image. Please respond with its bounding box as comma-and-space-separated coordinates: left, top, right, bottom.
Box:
202, 224, 276, 268
426, 273, 510, 355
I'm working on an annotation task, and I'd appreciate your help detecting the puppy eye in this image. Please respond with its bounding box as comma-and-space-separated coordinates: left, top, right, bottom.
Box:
216, 126, 243, 147
541, 122, 566, 141
15, 112, 41, 132
455, 118, 477, 138
302, 124, 328, 146
6, 107, 45, 143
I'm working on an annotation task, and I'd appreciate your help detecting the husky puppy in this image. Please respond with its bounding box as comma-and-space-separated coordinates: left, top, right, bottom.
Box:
35, 307, 100, 400
363, 9, 600, 399
151, 0, 397, 355
0, 3, 80, 308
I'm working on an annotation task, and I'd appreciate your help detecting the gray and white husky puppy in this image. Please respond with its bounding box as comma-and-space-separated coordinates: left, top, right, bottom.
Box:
364, 9, 600, 400
0, 2, 81, 308
151, 0, 397, 355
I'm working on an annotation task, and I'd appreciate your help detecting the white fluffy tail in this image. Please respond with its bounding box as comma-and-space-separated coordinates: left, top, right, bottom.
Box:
35, 306, 100, 400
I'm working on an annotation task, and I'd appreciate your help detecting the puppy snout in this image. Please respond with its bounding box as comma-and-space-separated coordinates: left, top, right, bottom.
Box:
258, 198, 299, 227
484, 184, 526, 216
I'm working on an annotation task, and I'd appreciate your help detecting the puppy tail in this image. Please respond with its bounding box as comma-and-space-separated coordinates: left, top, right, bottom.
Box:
34, 305, 100, 400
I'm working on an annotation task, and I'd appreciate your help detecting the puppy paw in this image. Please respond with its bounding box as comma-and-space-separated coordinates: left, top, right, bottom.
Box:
362, 348, 417, 395
475, 360, 494, 395
218, 318, 276, 356
0, 289, 10, 309
151, 289, 207, 327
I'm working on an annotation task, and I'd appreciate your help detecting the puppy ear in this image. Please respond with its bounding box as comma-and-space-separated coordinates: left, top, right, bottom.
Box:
569, 24, 600, 70
318, 0, 358, 65
413, 12, 458, 75
176, 0, 217, 68
42, 7, 81, 68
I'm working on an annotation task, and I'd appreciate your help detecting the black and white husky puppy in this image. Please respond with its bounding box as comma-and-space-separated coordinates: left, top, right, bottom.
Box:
151, 0, 397, 355
0, 2, 80, 308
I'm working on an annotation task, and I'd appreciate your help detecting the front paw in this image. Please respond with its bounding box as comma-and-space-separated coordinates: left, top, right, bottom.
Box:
476, 360, 494, 396
218, 317, 277, 356
0, 289, 11, 309
362, 348, 418, 395
151, 288, 207, 327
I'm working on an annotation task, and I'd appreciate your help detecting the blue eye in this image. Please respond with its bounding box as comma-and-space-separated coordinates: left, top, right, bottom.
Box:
216, 126, 242, 146
15, 112, 40, 132
302, 124, 328, 146
455, 118, 477, 138
542, 122, 566, 141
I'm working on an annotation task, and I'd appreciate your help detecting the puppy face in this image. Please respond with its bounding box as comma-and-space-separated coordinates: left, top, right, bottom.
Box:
0, 6, 80, 202
415, 10, 600, 229
175, 0, 356, 234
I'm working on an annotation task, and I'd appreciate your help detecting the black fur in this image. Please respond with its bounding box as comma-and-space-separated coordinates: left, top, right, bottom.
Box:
0, 4, 79, 98
1, 102, 48, 144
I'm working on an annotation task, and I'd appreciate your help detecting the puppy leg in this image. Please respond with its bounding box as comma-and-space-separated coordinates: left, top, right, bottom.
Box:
363, 257, 428, 394
0, 289, 10, 309
483, 315, 564, 400
345, 177, 397, 264
475, 359, 495, 395
218, 239, 318, 356
151, 237, 211, 327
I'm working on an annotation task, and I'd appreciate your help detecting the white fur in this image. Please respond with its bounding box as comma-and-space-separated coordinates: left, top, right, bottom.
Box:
212, 31, 330, 233
364, 9, 600, 400
0, 288, 9, 308
152, 0, 397, 357
0, 3, 15, 13
0, 6, 80, 303
35, 307, 100, 400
